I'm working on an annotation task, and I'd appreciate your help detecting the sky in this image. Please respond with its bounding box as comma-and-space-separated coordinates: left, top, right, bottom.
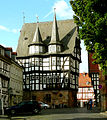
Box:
0, 0, 88, 73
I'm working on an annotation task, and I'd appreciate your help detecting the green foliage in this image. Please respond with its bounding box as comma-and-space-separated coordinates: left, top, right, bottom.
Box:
70, 0, 107, 74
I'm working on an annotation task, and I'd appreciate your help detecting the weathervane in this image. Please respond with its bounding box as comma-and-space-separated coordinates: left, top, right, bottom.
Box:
54, 8, 56, 13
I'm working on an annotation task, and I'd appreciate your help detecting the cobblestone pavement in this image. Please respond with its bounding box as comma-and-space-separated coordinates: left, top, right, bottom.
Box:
0, 107, 107, 120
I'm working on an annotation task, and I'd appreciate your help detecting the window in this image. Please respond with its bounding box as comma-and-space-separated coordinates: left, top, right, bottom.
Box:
3, 63, 7, 70
97, 81, 99, 85
40, 76, 42, 83
45, 94, 51, 102
65, 78, 68, 83
57, 46, 60, 52
43, 77, 46, 83
26, 77, 29, 84
39, 46, 43, 53
53, 78, 56, 83
36, 84, 39, 90
52, 60, 55, 65
88, 88, 90, 91
57, 60, 60, 66
94, 81, 96, 85
25, 68, 29, 72
86, 81, 90, 85
32, 84, 34, 90
35, 61, 39, 66
32, 76, 35, 79
36, 80, 39, 83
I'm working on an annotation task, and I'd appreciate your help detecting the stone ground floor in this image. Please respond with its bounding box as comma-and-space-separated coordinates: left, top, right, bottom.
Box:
23, 90, 77, 108
0, 107, 107, 120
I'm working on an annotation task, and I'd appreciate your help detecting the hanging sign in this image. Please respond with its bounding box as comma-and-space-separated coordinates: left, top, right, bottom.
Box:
98, 84, 102, 89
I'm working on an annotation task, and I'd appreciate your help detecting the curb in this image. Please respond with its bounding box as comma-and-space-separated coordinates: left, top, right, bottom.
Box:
100, 111, 107, 116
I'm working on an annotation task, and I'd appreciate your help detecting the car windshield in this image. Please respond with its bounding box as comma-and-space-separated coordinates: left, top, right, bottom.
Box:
17, 102, 26, 106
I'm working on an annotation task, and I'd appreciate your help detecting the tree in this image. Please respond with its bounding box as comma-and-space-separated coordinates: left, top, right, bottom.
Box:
70, 0, 107, 74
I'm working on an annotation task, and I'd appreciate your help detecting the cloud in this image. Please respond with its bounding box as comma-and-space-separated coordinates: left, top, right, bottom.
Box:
44, 10, 53, 19
0, 25, 20, 34
0, 25, 9, 32
53, 0, 74, 19
44, 0, 74, 19
11, 29, 20, 34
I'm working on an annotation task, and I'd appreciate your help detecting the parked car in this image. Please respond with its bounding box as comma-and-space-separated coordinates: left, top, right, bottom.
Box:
38, 102, 50, 109
5, 100, 42, 116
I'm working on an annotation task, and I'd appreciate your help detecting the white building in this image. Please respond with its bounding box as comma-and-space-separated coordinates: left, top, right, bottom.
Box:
0, 45, 23, 114
77, 73, 95, 107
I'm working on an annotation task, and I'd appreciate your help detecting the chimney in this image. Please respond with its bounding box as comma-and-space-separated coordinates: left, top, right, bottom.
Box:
5, 47, 12, 58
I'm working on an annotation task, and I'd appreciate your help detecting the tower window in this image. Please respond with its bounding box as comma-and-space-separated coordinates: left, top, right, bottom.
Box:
24, 37, 28, 40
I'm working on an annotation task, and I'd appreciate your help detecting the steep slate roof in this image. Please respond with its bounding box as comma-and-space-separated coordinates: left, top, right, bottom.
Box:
16, 19, 77, 57
28, 21, 44, 46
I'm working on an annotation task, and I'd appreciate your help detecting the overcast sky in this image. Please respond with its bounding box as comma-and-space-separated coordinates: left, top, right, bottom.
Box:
0, 0, 88, 73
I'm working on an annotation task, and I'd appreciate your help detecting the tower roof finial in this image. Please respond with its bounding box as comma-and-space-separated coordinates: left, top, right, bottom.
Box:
36, 16, 39, 23
49, 7, 62, 45
54, 8, 56, 13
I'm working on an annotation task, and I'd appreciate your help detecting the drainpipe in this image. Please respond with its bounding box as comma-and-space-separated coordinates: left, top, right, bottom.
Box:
0, 82, 4, 115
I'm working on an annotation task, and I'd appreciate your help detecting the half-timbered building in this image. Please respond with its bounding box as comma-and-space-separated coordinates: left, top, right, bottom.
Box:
16, 12, 81, 108
88, 53, 100, 107
77, 73, 95, 107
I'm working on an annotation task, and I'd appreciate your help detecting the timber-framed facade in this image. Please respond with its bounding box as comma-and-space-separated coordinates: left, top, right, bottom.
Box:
16, 12, 81, 108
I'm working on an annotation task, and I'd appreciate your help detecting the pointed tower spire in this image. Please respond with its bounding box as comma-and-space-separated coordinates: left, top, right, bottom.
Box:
28, 16, 45, 55
48, 9, 62, 54
31, 16, 43, 45
49, 8, 60, 44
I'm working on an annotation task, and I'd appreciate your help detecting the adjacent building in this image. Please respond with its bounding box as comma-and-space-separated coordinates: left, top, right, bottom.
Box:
88, 53, 107, 111
88, 53, 100, 107
0, 45, 23, 114
0, 45, 10, 114
77, 73, 95, 107
16, 12, 81, 108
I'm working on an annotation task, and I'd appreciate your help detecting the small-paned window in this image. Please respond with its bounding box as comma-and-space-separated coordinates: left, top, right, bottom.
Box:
65, 78, 68, 83
40, 76, 42, 83
32, 76, 35, 79
26, 77, 29, 84
43, 77, 46, 83
53, 79, 56, 83
35, 61, 39, 66
52, 60, 55, 65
